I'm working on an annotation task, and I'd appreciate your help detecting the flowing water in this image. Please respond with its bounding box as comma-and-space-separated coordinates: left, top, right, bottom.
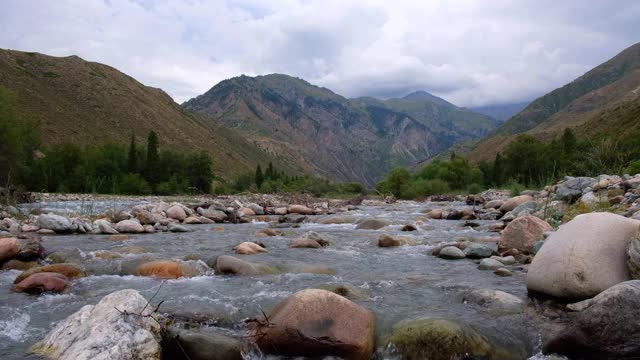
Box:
2, 201, 548, 359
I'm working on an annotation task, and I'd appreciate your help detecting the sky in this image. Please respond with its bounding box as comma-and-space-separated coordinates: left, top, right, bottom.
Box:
1, 0, 638, 107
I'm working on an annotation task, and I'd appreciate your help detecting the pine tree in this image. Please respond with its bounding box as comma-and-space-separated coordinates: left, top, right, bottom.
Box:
127, 134, 137, 173
265, 162, 274, 180
255, 164, 264, 189
145, 131, 159, 184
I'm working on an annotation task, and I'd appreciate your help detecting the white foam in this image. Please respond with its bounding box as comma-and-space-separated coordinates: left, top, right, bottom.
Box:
0, 310, 31, 342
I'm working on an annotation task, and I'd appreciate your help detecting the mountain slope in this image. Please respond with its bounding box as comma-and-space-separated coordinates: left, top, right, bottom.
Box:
469, 42, 640, 162
0, 49, 280, 179
184, 75, 498, 186
469, 102, 529, 122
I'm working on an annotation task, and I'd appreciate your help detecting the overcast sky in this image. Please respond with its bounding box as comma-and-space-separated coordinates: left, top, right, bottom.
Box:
1, 0, 638, 106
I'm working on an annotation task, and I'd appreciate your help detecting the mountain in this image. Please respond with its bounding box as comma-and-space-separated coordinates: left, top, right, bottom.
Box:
469, 102, 530, 122
469, 42, 640, 162
0, 49, 280, 179
357, 91, 500, 141
183, 75, 498, 186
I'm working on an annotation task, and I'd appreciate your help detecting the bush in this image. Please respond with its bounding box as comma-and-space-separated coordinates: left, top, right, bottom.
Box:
507, 180, 525, 197
467, 183, 483, 195
119, 174, 151, 195
626, 160, 640, 176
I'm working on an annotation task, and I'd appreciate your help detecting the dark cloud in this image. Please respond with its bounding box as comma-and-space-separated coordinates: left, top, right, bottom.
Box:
1, 0, 638, 106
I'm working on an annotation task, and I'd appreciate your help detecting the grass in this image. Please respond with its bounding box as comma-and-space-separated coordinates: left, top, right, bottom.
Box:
562, 199, 621, 223
43, 71, 60, 78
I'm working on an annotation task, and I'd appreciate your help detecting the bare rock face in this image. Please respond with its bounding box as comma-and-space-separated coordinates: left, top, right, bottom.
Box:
32, 289, 162, 360
251, 289, 375, 359
498, 216, 553, 253
527, 213, 640, 299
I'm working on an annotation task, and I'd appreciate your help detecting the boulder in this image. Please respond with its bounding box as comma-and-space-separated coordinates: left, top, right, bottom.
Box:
544, 281, 640, 358
287, 204, 314, 215
463, 243, 495, 259
461, 289, 524, 309
163, 328, 245, 360
14, 263, 85, 284
109, 234, 129, 241
491, 255, 516, 265
555, 176, 595, 202
290, 231, 331, 248
237, 207, 255, 217
213, 255, 277, 276
136, 261, 183, 279
401, 224, 417, 232
114, 219, 144, 233
135, 209, 163, 225
38, 214, 72, 233
13, 272, 69, 294
274, 207, 288, 215
251, 289, 375, 359
499, 216, 553, 253
256, 228, 283, 237
424, 208, 443, 219
527, 213, 640, 299
438, 246, 465, 260
355, 219, 389, 230
388, 318, 525, 360
233, 242, 267, 255
0, 237, 19, 261
198, 208, 227, 222
627, 237, 640, 279
166, 205, 187, 221
478, 258, 503, 270
168, 224, 189, 233
246, 203, 264, 215
484, 200, 504, 209
32, 289, 162, 360
494, 268, 513, 277
94, 219, 118, 234
2, 259, 39, 271
183, 216, 202, 224
378, 234, 417, 247
499, 195, 533, 212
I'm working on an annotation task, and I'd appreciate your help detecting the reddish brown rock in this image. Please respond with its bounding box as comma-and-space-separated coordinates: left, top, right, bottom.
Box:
14, 263, 85, 284
136, 260, 183, 279
0, 237, 20, 261
499, 195, 534, 212
13, 272, 69, 294
252, 289, 375, 359
499, 216, 553, 253
287, 204, 314, 215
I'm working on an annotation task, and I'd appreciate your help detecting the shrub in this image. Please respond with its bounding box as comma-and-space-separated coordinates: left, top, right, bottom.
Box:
625, 160, 640, 176
119, 174, 151, 195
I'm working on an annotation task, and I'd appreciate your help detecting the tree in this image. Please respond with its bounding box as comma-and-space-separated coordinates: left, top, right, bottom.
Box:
255, 164, 264, 189
186, 151, 213, 193
145, 131, 159, 184
265, 162, 274, 179
127, 134, 137, 173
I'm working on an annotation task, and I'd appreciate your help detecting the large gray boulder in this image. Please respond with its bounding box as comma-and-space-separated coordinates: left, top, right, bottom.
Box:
628, 237, 640, 279
38, 214, 72, 233
555, 176, 595, 202
499, 195, 533, 212
32, 289, 162, 359
163, 328, 245, 360
527, 213, 640, 299
544, 281, 640, 358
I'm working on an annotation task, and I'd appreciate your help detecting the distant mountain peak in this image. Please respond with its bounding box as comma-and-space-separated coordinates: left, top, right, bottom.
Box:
401, 90, 453, 107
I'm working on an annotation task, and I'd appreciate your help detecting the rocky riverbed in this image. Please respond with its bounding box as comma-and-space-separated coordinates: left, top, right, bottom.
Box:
1, 174, 640, 359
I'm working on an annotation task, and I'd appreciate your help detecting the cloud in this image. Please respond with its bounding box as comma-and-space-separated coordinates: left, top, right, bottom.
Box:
1, 0, 638, 106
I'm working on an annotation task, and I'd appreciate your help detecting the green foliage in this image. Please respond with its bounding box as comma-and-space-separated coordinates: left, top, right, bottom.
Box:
507, 180, 525, 197
222, 162, 365, 197
127, 134, 137, 173
255, 164, 264, 189
119, 173, 151, 195
626, 160, 640, 175
145, 130, 159, 184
